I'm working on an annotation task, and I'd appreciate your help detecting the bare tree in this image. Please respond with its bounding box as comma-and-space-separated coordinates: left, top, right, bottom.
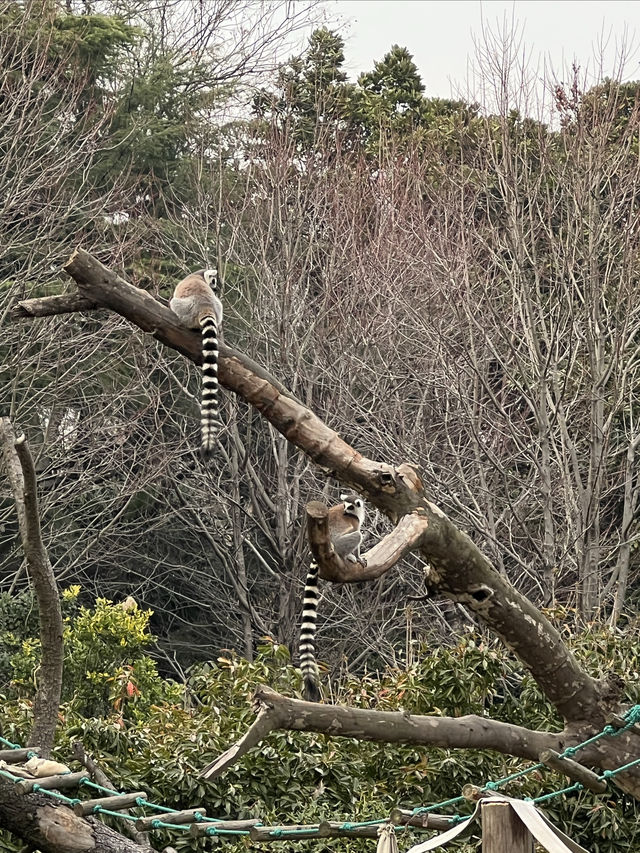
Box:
0, 421, 63, 755
14, 249, 640, 801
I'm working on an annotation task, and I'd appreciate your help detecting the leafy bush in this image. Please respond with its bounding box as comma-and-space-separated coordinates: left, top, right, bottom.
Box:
6, 588, 181, 718
1, 597, 639, 852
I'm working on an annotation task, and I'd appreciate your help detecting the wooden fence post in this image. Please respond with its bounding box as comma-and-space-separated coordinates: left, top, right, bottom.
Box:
482, 801, 534, 853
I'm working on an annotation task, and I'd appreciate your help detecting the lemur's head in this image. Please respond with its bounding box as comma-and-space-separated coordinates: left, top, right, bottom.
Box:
340, 492, 365, 524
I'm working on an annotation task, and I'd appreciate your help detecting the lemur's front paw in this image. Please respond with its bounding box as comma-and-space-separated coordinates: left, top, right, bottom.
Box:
360, 557, 368, 567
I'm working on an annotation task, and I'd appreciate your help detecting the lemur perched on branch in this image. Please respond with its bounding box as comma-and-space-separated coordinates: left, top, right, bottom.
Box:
299, 493, 366, 701
170, 269, 223, 456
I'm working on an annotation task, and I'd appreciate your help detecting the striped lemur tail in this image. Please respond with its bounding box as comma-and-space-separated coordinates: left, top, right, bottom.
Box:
299, 559, 322, 702
199, 314, 220, 457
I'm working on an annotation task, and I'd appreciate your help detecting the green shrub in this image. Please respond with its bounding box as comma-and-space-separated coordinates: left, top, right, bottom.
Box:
1, 597, 639, 852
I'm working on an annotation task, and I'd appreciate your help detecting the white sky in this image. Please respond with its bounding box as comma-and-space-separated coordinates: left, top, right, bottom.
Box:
323, 1, 640, 109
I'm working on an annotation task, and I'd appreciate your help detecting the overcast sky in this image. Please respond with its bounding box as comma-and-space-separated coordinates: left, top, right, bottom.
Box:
323, 1, 639, 109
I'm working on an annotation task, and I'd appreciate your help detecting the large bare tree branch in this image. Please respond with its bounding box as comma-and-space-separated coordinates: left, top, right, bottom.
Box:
0, 420, 63, 755
17, 248, 611, 729
13, 249, 638, 794
200, 687, 640, 800
200, 685, 560, 779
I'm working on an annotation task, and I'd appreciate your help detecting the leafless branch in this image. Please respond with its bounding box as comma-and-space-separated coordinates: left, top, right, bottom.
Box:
0, 420, 63, 755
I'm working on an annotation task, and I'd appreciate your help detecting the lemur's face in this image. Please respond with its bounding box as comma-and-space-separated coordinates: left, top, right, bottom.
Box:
340, 493, 364, 520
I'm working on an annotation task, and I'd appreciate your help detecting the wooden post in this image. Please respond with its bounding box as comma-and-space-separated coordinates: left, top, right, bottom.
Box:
482, 801, 533, 853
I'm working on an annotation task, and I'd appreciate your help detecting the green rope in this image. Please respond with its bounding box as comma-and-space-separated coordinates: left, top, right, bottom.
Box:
268, 827, 319, 837
0, 736, 21, 750
624, 706, 640, 725
137, 798, 193, 815
0, 769, 20, 782
561, 727, 618, 757
93, 807, 139, 820
412, 795, 466, 815
147, 820, 191, 831
265, 823, 407, 838
80, 779, 119, 796
201, 826, 251, 836
485, 762, 545, 789
145, 815, 208, 830
38, 788, 80, 805
531, 782, 583, 804
601, 756, 640, 779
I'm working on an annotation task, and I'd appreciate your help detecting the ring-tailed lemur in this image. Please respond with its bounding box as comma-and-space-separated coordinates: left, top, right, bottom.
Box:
299, 492, 366, 702
170, 269, 223, 456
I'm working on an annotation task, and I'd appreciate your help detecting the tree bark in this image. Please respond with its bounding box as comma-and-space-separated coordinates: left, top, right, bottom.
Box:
0, 421, 63, 755
0, 776, 151, 853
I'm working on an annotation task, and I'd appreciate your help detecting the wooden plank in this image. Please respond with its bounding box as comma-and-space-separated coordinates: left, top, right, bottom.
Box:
73, 791, 146, 816
318, 821, 380, 839
250, 824, 323, 841
17, 772, 88, 793
189, 818, 262, 837
136, 808, 206, 831
390, 808, 454, 830
539, 749, 607, 793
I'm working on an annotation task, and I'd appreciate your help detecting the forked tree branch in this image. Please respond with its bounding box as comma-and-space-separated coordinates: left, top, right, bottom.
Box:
0, 421, 63, 755
199, 688, 640, 799
199, 685, 561, 780
306, 500, 428, 582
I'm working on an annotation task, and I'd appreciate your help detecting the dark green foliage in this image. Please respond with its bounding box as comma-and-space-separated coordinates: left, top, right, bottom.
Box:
2, 602, 640, 852
253, 28, 357, 149
254, 28, 479, 153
